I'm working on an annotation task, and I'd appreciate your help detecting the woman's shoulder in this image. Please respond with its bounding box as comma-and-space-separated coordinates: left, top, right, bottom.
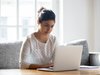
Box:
23, 33, 35, 42
49, 34, 56, 42
26, 33, 35, 39
49, 34, 58, 47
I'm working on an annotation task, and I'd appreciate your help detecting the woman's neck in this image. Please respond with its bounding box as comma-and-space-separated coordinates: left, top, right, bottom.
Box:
34, 31, 49, 43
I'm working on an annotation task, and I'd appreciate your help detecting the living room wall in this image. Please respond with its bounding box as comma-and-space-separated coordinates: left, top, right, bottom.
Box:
94, 0, 100, 52
63, 0, 100, 52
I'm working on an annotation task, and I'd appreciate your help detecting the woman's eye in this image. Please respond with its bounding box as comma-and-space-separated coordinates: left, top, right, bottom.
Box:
51, 25, 54, 28
44, 25, 54, 28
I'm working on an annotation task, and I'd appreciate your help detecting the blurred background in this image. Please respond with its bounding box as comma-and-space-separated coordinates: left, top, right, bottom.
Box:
0, 0, 100, 52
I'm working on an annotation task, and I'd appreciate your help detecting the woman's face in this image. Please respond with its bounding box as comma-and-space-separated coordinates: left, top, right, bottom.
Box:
38, 20, 55, 35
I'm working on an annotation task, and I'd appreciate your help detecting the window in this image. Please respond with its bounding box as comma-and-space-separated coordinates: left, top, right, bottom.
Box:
0, 0, 53, 42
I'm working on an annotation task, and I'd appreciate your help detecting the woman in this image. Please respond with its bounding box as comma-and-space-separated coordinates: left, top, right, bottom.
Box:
19, 7, 57, 69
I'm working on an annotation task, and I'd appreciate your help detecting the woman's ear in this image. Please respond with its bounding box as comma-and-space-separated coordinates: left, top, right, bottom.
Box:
37, 18, 42, 24
37, 19, 41, 30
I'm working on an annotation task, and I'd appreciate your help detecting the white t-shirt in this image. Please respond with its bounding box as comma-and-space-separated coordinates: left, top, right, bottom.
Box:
19, 33, 57, 69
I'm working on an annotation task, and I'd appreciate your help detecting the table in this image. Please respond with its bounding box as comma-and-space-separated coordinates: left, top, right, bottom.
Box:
0, 69, 100, 75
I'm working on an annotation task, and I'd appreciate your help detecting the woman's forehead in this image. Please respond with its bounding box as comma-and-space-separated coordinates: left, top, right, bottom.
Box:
42, 20, 55, 24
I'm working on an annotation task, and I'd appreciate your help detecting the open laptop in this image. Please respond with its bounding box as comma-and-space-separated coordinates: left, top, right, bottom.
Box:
37, 45, 83, 71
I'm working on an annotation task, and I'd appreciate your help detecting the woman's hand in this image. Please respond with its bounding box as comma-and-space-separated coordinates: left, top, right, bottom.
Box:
43, 63, 54, 68
29, 63, 54, 69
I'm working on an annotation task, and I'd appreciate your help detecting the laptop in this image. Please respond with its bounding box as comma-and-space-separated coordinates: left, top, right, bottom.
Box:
37, 45, 83, 71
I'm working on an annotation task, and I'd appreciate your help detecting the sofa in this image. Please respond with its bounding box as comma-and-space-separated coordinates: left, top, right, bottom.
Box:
0, 41, 22, 69
0, 39, 100, 69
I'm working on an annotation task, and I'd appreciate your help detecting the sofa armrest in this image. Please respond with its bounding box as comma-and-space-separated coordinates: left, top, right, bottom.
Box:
89, 52, 100, 66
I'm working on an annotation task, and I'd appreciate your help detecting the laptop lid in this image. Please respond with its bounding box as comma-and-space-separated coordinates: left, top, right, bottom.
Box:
53, 45, 83, 71
37, 45, 83, 71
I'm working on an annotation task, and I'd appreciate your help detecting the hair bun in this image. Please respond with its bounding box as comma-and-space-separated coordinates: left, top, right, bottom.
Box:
38, 7, 46, 13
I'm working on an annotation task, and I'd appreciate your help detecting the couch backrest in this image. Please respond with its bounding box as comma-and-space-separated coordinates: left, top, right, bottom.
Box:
0, 41, 22, 69
67, 39, 89, 65
0, 39, 89, 68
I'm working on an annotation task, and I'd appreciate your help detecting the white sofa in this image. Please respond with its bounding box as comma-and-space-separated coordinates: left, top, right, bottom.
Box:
0, 39, 99, 69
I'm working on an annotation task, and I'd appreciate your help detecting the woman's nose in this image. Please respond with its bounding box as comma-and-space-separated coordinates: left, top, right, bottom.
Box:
48, 26, 52, 31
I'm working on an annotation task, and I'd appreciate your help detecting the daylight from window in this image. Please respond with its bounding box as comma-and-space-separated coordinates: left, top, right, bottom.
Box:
0, 0, 52, 42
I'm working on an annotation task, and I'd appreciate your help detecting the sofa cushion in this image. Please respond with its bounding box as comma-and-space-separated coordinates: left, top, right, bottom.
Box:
0, 41, 22, 69
67, 39, 89, 65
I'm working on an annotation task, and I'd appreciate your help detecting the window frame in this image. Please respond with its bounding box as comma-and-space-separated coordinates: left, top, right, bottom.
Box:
0, 0, 58, 42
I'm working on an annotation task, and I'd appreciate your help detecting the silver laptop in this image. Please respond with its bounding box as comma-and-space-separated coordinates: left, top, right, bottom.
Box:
37, 45, 83, 71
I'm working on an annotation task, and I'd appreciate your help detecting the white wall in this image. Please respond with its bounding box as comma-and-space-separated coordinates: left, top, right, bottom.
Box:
52, 0, 60, 41
94, 0, 100, 52
63, 0, 95, 51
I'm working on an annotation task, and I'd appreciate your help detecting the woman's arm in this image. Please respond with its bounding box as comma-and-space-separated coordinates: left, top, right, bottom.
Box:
19, 37, 32, 69
29, 63, 53, 69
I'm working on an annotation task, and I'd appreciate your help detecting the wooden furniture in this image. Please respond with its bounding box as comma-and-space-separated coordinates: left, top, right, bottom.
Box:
0, 69, 100, 75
